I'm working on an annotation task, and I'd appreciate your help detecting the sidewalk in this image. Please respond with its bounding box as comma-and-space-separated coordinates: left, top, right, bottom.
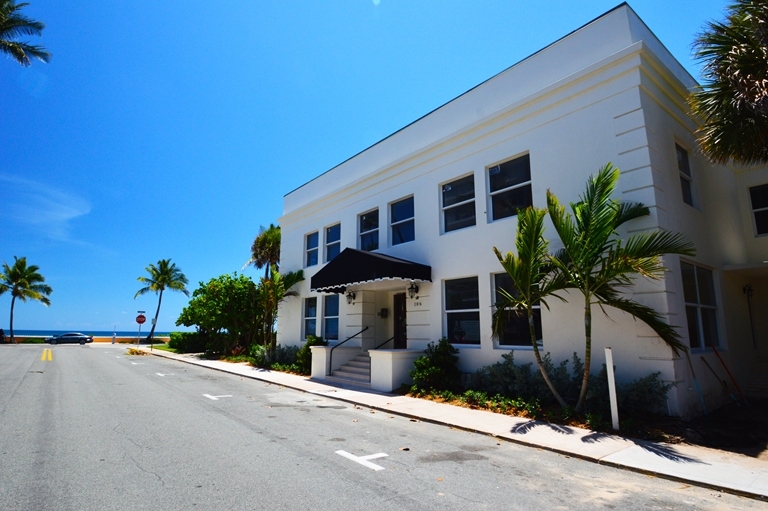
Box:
137, 346, 768, 500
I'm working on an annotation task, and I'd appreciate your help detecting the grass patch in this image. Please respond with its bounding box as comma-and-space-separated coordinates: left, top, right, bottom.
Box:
19, 337, 46, 344
149, 343, 175, 352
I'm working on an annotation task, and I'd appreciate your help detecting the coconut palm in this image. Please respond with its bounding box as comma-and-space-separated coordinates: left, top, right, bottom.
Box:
547, 164, 696, 412
0, 0, 50, 67
135, 259, 189, 341
689, 0, 768, 165
258, 266, 302, 359
246, 224, 281, 279
0, 256, 52, 343
492, 207, 569, 407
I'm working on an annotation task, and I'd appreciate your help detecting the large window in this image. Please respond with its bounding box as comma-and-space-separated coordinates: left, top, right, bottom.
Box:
488, 154, 533, 221
304, 297, 317, 339
445, 277, 480, 345
323, 294, 339, 341
676, 144, 694, 207
359, 209, 379, 251
749, 184, 768, 236
391, 197, 415, 245
681, 262, 718, 349
493, 273, 541, 347
305, 232, 318, 267
442, 175, 476, 233
325, 224, 341, 262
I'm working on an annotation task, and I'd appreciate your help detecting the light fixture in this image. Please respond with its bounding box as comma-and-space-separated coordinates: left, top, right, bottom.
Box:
346, 290, 356, 304
407, 281, 419, 299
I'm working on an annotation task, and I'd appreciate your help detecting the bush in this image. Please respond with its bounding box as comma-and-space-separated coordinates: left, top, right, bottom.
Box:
295, 336, 327, 375
249, 343, 269, 367
168, 331, 208, 353
273, 344, 300, 365
19, 337, 45, 344
410, 338, 461, 393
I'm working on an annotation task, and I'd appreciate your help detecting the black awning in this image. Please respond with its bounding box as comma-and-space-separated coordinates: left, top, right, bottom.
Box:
310, 248, 431, 293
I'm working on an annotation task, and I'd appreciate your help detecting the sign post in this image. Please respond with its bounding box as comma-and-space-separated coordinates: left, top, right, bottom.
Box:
136, 312, 146, 346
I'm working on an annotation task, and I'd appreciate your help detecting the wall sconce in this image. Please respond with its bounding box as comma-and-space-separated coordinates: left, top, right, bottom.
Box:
378, 308, 388, 318
346, 290, 356, 305
408, 281, 419, 299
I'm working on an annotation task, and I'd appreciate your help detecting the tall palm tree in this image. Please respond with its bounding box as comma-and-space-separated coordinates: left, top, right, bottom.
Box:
135, 259, 189, 341
0, 0, 50, 67
0, 256, 52, 344
547, 164, 696, 412
246, 224, 281, 279
689, 0, 768, 165
492, 207, 569, 407
258, 266, 302, 359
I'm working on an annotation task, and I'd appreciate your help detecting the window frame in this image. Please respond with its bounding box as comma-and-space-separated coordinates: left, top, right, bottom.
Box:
323, 294, 339, 341
441, 174, 476, 233
305, 232, 319, 267
681, 261, 719, 350
390, 196, 415, 246
325, 223, 341, 263
487, 153, 533, 222
303, 297, 317, 340
444, 276, 481, 346
358, 208, 379, 251
749, 183, 768, 236
492, 272, 542, 348
676, 143, 694, 207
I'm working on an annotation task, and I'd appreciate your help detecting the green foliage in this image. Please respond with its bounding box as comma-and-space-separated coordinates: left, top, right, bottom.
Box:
168, 331, 207, 353
249, 343, 268, 367
295, 335, 327, 375
176, 273, 262, 354
619, 372, 674, 415
410, 338, 461, 393
273, 344, 300, 365
19, 337, 44, 343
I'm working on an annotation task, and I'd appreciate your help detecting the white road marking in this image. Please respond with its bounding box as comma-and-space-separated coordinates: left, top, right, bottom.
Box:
203, 394, 233, 400
335, 450, 388, 471
156, 373, 174, 377
131, 362, 144, 365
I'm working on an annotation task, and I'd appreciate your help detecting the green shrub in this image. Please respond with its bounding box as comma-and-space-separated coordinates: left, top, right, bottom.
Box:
249, 344, 269, 367
20, 337, 45, 344
273, 344, 300, 365
168, 331, 208, 353
295, 335, 327, 375
619, 372, 674, 415
410, 338, 461, 393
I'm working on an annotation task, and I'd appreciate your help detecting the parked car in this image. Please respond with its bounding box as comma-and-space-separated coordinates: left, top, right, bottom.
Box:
46, 333, 93, 345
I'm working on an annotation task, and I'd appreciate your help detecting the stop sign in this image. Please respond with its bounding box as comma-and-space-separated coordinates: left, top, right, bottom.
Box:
136, 314, 146, 325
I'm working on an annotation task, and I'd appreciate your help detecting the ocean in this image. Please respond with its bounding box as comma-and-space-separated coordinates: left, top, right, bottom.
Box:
10, 329, 172, 338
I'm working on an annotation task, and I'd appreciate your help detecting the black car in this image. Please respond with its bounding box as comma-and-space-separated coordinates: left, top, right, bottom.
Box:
46, 332, 93, 345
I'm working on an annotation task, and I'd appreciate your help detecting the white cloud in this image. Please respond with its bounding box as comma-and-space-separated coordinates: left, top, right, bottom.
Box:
0, 174, 91, 242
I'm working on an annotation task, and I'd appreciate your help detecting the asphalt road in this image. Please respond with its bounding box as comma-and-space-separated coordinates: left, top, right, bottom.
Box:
0, 344, 763, 511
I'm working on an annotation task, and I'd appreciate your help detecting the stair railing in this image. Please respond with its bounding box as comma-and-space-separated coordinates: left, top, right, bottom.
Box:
372, 335, 396, 352
328, 326, 369, 377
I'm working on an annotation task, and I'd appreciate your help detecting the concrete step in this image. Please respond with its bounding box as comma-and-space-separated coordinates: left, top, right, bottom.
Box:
323, 375, 371, 389
330, 369, 369, 382
346, 360, 371, 369
336, 365, 369, 376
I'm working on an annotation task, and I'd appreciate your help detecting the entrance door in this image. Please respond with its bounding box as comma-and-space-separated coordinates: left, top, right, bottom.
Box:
393, 293, 407, 349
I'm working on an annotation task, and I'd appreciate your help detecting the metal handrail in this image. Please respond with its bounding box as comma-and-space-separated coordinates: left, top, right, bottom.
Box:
328, 326, 369, 376
371, 335, 396, 352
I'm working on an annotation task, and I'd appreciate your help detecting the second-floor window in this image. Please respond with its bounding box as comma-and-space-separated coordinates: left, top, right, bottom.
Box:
359, 209, 379, 251
677, 144, 694, 207
391, 197, 415, 245
306, 232, 318, 267
749, 184, 768, 236
489, 154, 533, 221
325, 224, 341, 262
442, 175, 476, 233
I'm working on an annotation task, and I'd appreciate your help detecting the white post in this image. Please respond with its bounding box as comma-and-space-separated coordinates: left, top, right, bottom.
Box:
605, 347, 620, 431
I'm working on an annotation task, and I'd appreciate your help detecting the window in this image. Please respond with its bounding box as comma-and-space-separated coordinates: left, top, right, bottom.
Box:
359, 209, 379, 251
304, 297, 317, 339
391, 197, 415, 245
305, 232, 318, 267
442, 175, 476, 232
681, 262, 718, 349
749, 184, 768, 236
445, 277, 480, 345
325, 224, 341, 262
489, 154, 533, 221
323, 294, 339, 341
493, 273, 542, 347
677, 144, 694, 206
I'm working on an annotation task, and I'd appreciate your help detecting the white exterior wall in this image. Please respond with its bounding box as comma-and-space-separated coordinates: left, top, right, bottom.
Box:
276, 5, 768, 417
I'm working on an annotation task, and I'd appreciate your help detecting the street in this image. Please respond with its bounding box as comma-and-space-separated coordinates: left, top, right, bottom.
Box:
0, 344, 763, 511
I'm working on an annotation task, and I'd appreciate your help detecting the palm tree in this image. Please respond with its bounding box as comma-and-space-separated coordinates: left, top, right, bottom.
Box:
1, 0, 50, 67
258, 266, 302, 359
492, 207, 569, 407
689, 0, 768, 165
135, 259, 189, 341
0, 256, 52, 343
246, 224, 281, 279
547, 164, 696, 412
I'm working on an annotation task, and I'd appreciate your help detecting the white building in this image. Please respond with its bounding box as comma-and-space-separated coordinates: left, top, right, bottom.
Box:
277, 3, 768, 417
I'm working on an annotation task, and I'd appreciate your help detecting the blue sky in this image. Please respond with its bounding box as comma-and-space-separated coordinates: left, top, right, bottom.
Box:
1, 0, 727, 333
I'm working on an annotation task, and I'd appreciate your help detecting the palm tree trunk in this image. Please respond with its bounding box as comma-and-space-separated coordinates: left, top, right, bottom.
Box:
575, 296, 592, 413
9, 295, 16, 344
529, 307, 568, 408
147, 290, 163, 341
